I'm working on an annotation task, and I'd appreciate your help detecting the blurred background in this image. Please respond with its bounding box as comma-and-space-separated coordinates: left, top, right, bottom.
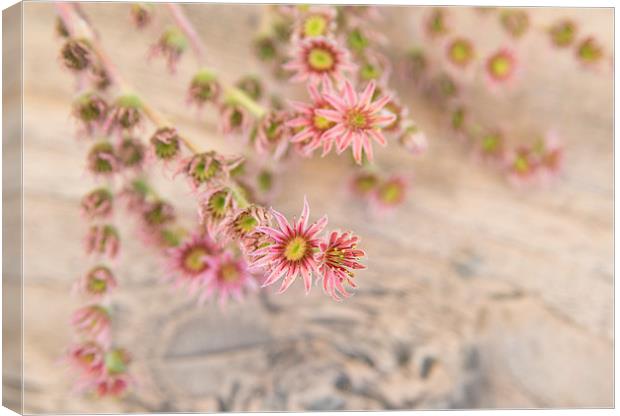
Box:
10, 3, 613, 412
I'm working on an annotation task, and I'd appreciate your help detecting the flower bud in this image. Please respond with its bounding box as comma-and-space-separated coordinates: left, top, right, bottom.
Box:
131, 3, 153, 29
350, 172, 379, 197
72, 93, 108, 135
151, 27, 188, 72
61, 39, 92, 71
254, 36, 278, 61
81, 188, 113, 219
150, 127, 181, 161
549, 20, 576, 48
398, 124, 427, 156
108, 94, 143, 131
141, 200, 176, 227
188, 69, 221, 106
117, 138, 145, 170
500, 9, 529, 38
87, 142, 118, 176
85, 224, 120, 258
104, 348, 131, 375
76, 265, 118, 298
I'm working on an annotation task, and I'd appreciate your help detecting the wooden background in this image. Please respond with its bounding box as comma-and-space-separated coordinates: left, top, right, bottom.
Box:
10, 3, 614, 412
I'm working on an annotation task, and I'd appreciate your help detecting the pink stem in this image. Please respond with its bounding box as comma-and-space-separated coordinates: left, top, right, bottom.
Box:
166, 4, 208, 65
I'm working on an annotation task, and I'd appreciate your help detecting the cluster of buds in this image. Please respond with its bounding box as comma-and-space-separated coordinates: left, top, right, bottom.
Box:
149, 26, 188, 72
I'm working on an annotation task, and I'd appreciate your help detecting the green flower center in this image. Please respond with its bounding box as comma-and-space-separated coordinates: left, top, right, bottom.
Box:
354, 174, 378, 194
313, 113, 335, 131
154, 139, 179, 160
219, 263, 240, 283
184, 247, 209, 273
346, 110, 369, 129
489, 55, 512, 78
482, 135, 501, 153
378, 182, 403, 205
449, 40, 473, 65
348, 29, 369, 52
208, 191, 229, 218
284, 236, 308, 261
236, 213, 258, 233
308, 47, 335, 72
303, 15, 328, 37
193, 158, 221, 182
88, 277, 107, 294
514, 155, 530, 173
579, 40, 602, 62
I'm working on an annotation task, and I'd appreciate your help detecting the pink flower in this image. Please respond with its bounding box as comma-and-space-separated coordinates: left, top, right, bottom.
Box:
93, 374, 132, 398
66, 341, 105, 379
219, 103, 252, 135
284, 37, 355, 85
317, 80, 395, 164
250, 197, 327, 294
72, 92, 109, 137
287, 81, 337, 157
221, 204, 272, 253
484, 47, 520, 89
81, 188, 113, 220
165, 232, 219, 297
198, 187, 236, 238
317, 231, 365, 301
506, 146, 540, 187
254, 111, 292, 160
71, 305, 111, 345
373, 175, 408, 211
398, 124, 428, 156
87, 142, 119, 178
175, 151, 242, 192
84, 225, 120, 259
535, 131, 564, 183
149, 27, 188, 73
292, 6, 337, 41
74, 265, 118, 299
199, 251, 258, 306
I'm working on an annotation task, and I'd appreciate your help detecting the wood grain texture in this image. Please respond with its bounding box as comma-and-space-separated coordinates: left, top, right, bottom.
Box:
13, 3, 613, 412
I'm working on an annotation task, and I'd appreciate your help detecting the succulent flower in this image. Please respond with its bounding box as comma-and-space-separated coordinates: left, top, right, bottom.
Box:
398, 124, 428, 156
66, 341, 105, 379
106, 94, 143, 134
60, 39, 93, 71
81, 188, 113, 219
198, 187, 236, 237
317, 80, 395, 164
255, 111, 292, 159
446, 37, 475, 68
72, 92, 108, 136
425, 8, 450, 39
188, 69, 221, 107
549, 19, 577, 47
317, 231, 365, 301
350, 172, 380, 198
373, 175, 407, 210
75, 265, 118, 299
165, 232, 220, 297
221, 204, 272, 252
116, 138, 145, 170
130, 3, 153, 29
500, 9, 529, 38
284, 36, 355, 84
87, 142, 118, 177
176, 151, 242, 192
250, 197, 327, 294
199, 251, 258, 306
149, 26, 188, 72
150, 127, 181, 162
219, 103, 251, 135
84, 224, 120, 259
235, 75, 263, 101
576, 36, 603, 65
71, 305, 111, 345
484, 47, 519, 87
